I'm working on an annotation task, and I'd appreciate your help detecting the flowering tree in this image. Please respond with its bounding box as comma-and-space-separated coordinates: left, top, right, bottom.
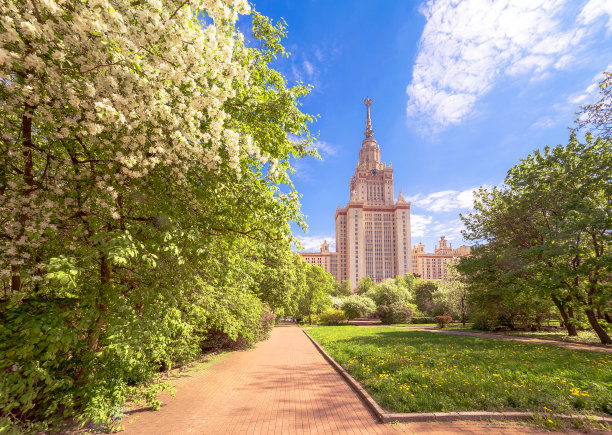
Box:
0, 0, 296, 290
1, 0, 314, 429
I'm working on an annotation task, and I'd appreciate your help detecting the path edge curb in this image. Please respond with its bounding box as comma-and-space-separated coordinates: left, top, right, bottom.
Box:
302, 329, 387, 421
302, 329, 612, 425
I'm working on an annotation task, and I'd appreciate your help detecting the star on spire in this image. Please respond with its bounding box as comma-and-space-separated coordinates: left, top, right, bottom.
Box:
364, 97, 374, 138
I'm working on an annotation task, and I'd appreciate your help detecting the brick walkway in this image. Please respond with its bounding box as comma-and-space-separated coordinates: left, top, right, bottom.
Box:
122, 324, 391, 434
120, 324, 599, 434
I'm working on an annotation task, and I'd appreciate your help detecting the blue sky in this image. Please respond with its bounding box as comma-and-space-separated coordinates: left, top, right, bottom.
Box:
247, 0, 612, 253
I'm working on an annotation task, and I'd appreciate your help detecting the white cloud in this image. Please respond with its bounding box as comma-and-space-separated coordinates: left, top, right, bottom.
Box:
567, 64, 612, 106
314, 48, 324, 62
406, 0, 606, 131
430, 219, 466, 244
411, 214, 433, 238
290, 135, 337, 161
405, 186, 485, 212
410, 215, 468, 248
291, 54, 321, 87
303, 59, 315, 77
291, 64, 303, 83
296, 235, 335, 252
578, 0, 612, 30
568, 83, 598, 105
290, 136, 337, 160
314, 140, 337, 158
530, 116, 556, 130
291, 159, 312, 181
529, 61, 612, 128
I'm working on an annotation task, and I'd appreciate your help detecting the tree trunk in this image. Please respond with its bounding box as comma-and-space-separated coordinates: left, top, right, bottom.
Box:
307, 293, 312, 325
90, 254, 110, 352
584, 308, 612, 344
12, 109, 35, 292
550, 294, 577, 336
567, 304, 578, 335
101, 254, 110, 287
11, 266, 21, 292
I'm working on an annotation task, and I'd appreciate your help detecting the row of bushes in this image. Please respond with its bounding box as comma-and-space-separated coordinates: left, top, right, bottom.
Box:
411, 316, 435, 324
331, 291, 415, 325
317, 279, 458, 328
316, 308, 453, 329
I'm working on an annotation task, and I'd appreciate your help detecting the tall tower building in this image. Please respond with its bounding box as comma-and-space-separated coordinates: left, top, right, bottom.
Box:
334, 99, 412, 289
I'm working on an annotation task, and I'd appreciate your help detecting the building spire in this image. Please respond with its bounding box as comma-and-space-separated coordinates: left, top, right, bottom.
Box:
364, 97, 374, 137
397, 189, 406, 203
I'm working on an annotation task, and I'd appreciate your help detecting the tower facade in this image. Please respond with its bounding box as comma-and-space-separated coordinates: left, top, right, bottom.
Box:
334, 99, 412, 289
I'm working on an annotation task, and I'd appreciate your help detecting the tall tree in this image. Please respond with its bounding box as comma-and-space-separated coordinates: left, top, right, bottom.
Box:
413, 281, 439, 315
298, 264, 334, 324
461, 134, 611, 343
357, 276, 375, 295
332, 280, 352, 297
439, 265, 469, 325
0, 1, 315, 428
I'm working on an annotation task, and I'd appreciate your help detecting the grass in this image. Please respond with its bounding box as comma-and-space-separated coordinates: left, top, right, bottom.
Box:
307, 326, 612, 417
474, 329, 606, 346
393, 322, 472, 329
351, 320, 471, 328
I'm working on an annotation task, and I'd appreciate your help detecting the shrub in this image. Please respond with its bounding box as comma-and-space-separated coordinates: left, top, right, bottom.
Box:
411, 316, 435, 324
367, 280, 411, 307
377, 303, 414, 325
258, 308, 276, 341
331, 296, 344, 309
200, 292, 268, 352
318, 308, 347, 325
200, 330, 250, 351
414, 281, 439, 314
0, 299, 85, 430
435, 316, 453, 328
341, 295, 377, 320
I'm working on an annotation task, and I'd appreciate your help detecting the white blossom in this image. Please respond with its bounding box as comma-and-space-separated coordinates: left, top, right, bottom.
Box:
0, 0, 261, 282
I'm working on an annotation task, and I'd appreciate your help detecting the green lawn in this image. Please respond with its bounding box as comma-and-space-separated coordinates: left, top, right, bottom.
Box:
477, 329, 605, 345
393, 322, 471, 329
307, 326, 612, 416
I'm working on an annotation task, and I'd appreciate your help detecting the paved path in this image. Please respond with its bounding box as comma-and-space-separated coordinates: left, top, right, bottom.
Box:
121, 324, 598, 434
122, 324, 390, 434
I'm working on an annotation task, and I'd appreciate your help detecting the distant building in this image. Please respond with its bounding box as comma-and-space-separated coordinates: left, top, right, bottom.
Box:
333, 99, 412, 288
411, 236, 471, 281
297, 99, 412, 288
297, 240, 338, 277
